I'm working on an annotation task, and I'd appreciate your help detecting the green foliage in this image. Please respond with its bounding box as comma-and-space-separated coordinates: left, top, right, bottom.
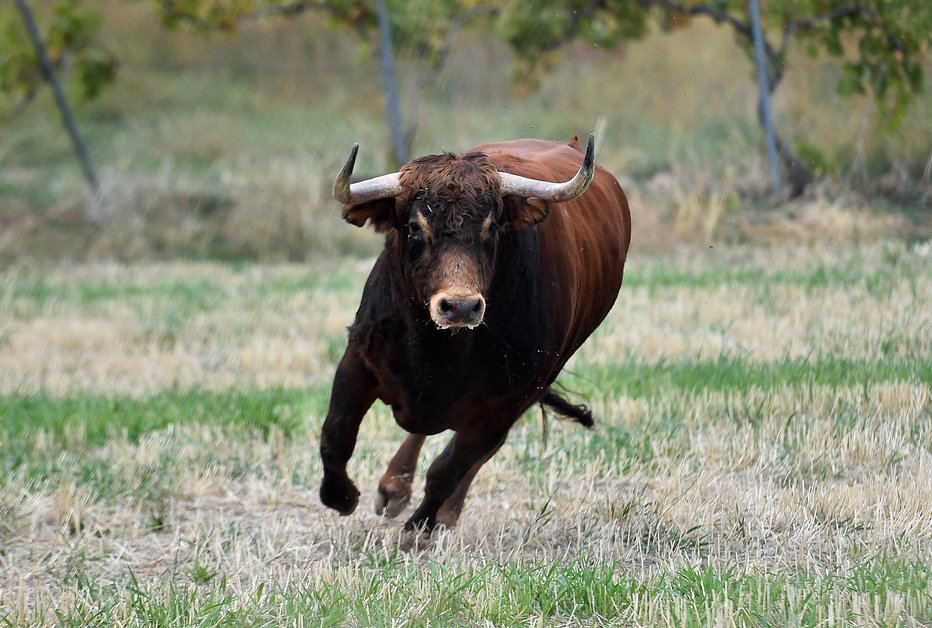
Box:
777, 0, 931, 128
0, 0, 116, 120
498, 0, 932, 129
497, 0, 651, 89
794, 139, 838, 177
147, 0, 497, 69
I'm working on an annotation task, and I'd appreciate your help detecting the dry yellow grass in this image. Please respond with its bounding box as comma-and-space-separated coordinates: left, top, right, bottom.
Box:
0, 240, 929, 623
2, 242, 928, 395
1, 382, 928, 622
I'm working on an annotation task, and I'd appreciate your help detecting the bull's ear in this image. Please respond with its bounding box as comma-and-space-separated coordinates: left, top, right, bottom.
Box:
341, 199, 396, 233
500, 195, 549, 230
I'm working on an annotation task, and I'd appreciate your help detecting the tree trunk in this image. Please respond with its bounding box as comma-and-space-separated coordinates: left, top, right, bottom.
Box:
748, 0, 781, 192
757, 99, 811, 198
374, 0, 410, 167
15, 0, 99, 199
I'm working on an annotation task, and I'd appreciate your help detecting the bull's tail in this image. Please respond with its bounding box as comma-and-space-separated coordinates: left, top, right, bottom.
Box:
541, 389, 595, 429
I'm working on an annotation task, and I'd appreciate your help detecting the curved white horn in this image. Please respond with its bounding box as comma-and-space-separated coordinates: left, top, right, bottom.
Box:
498, 133, 596, 202
333, 144, 404, 205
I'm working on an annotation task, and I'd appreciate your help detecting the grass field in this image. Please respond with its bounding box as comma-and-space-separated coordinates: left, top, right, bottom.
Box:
1, 5, 930, 624
0, 239, 929, 625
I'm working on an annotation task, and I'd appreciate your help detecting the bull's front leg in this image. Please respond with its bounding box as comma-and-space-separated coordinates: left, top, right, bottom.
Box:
404, 428, 509, 533
319, 349, 377, 515
376, 433, 426, 517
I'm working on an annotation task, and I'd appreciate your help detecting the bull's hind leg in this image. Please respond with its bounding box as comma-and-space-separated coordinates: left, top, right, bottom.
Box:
434, 441, 505, 528
375, 433, 426, 517
319, 350, 378, 515
405, 429, 509, 533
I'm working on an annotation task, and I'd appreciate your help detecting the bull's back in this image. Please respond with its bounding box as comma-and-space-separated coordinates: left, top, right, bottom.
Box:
478, 137, 631, 359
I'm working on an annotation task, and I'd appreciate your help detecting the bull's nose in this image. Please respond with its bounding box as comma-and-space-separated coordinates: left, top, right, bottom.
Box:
430, 293, 486, 328
439, 297, 483, 323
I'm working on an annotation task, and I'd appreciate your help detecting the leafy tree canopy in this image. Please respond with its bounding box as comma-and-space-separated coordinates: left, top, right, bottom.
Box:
0, 0, 116, 121
6, 0, 927, 194
147, 0, 497, 68
498, 0, 931, 129
5, 0, 928, 127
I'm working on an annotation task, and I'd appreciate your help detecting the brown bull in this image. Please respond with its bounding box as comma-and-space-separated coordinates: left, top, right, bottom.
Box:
319, 134, 631, 532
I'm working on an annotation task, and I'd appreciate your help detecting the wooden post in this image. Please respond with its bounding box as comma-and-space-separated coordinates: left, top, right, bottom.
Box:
747, 0, 781, 193
14, 0, 99, 194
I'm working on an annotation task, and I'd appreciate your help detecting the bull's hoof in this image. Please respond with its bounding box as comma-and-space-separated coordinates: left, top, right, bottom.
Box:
403, 508, 436, 534
375, 474, 413, 517
434, 509, 460, 530
320, 474, 360, 515
403, 518, 433, 534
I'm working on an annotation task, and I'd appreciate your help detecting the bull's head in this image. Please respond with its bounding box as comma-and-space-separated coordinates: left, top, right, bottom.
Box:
333, 135, 595, 330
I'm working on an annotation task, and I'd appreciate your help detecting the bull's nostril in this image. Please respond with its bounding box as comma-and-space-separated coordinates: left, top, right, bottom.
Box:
436, 296, 483, 324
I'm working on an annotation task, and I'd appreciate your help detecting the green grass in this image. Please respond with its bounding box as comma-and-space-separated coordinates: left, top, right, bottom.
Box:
567, 354, 931, 400
1, 353, 922, 449
623, 259, 924, 295
35, 556, 931, 626
0, 387, 323, 445
0, 277, 221, 306
0, 387, 328, 499
2, 351, 925, 496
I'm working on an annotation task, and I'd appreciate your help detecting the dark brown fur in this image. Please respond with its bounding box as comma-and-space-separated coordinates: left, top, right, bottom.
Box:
400, 152, 504, 226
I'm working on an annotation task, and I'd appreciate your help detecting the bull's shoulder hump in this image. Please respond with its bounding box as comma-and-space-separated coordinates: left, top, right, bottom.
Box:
470, 139, 589, 181
467, 138, 581, 161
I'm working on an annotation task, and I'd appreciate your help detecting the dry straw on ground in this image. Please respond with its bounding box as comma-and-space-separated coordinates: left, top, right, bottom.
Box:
0, 240, 929, 624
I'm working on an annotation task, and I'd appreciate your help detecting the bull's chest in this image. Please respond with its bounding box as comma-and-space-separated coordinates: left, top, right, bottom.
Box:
373, 355, 499, 435
361, 327, 549, 435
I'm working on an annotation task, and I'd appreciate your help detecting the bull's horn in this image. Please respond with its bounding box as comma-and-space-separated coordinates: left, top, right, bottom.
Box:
498, 133, 595, 202
333, 144, 404, 204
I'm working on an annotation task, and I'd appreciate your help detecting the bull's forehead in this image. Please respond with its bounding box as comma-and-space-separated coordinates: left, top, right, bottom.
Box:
414, 191, 496, 235
399, 152, 502, 203
398, 153, 502, 234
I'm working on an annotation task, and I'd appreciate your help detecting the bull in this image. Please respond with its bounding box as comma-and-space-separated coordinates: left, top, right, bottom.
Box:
319, 134, 631, 532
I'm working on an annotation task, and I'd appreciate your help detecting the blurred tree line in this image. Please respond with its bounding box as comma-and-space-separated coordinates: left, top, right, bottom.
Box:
2, 0, 930, 197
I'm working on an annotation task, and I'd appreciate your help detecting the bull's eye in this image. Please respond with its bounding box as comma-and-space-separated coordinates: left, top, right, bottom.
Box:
405, 223, 426, 264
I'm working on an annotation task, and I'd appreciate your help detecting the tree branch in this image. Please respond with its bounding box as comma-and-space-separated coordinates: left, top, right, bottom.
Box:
651, 0, 754, 40
644, 0, 783, 88
243, 1, 326, 20
14, 0, 99, 194
405, 5, 501, 153
521, 0, 611, 54
9, 82, 41, 120
157, 0, 331, 30
780, 5, 862, 57
415, 5, 500, 90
